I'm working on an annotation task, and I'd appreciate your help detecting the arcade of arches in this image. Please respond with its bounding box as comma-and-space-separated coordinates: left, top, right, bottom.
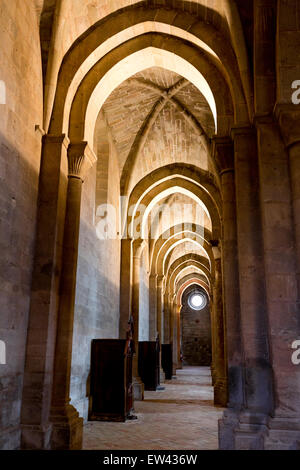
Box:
1, 0, 300, 451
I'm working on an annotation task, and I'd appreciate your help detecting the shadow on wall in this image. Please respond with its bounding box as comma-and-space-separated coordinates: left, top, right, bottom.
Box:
0, 131, 41, 450
70, 263, 121, 422
70, 166, 121, 421
0, 129, 122, 437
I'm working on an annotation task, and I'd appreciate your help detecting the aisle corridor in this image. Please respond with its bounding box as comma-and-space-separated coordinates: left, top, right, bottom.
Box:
83, 367, 224, 450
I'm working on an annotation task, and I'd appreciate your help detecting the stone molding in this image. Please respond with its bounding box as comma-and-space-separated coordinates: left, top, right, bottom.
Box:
35, 124, 46, 138
212, 136, 234, 175
274, 103, 300, 149
132, 238, 146, 259
157, 275, 165, 288
43, 133, 70, 149
230, 125, 256, 140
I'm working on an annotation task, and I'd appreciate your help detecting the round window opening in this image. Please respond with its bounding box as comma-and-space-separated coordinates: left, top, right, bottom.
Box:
188, 292, 207, 311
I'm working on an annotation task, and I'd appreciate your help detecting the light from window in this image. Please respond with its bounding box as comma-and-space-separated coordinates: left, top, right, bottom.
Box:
188, 292, 207, 311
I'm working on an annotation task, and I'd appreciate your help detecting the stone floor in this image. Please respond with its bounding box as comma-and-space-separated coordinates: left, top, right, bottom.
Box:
83, 367, 224, 450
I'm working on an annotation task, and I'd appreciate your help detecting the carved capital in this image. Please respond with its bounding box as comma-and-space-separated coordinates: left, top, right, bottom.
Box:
212, 136, 234, 175
157, 275, 165, 288
211, 239, 221, 260
132, 239, 146, 259
67, 141, 97, 181
274, 103, 300, 149
212, 246, 221, 261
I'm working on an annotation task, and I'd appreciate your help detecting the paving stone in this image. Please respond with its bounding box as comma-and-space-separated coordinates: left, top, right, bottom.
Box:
83, 367, 224, 450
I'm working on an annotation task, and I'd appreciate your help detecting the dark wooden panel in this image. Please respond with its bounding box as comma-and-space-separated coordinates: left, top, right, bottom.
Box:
162, 344, 173, 380
138, 340, 160, 391
89, 339, 133, 422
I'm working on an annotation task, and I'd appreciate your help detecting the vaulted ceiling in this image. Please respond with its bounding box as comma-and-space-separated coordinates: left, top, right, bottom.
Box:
99, 67, 215, 180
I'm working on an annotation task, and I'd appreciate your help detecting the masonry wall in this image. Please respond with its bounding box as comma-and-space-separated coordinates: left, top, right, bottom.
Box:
70, 143, 121, 421
0, 1, 43, 450
181, 289, 212, 366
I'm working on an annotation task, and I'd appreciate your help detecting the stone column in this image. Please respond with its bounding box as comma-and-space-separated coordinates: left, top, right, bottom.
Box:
169, 295, 174, 374
276, 105, 300, 294
163, 291, 170, 344
149, 274, 158, 341
156, 276, 164, 344
171, 296, 178, 374
176, 303, 182, 370
50, 141, 96, 450
21, 134, 69, 450
210, 295, 217, 387
212, 246, 227, 407
168, 292, 173, 346
157, 275, 165, 382
119, 238, 133, 339
213, 137, 244, 448
253, 0, 276, 117
131, 239, 145, 401
230, 127, 272, 449
260, 108, 300, 449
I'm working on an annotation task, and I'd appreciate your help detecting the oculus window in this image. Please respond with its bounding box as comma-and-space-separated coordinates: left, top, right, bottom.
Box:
188, 292, 207, 311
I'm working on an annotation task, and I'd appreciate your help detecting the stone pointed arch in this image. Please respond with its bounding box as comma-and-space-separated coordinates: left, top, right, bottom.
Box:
151, 223, 213, 275
151, 229, 215, 279
166, 254, 212, 293
174, 266, 209, 291
45, 3, 250, 133
176, 276, 211, 306
127, 176, 221, 240
127, 163, 221, 211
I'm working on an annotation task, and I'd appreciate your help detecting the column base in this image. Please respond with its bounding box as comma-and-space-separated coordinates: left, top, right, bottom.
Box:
264, 416, 300, 450
133, 377, 144, 401
219, 408, 239, 450
0, 426, 21, 450
160, 368, 166, 384
50, 404, 83, 450
214, 378, 228, 407
219, 409, 268, 450
21, 423, 52, 450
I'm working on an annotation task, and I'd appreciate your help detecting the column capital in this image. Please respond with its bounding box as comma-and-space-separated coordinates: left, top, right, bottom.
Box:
274, 103, 300, 149
212, 246, 221, 260
210, 239, 222, 262
43, 133, 70, 149
230, 125, 256, 140
35, 124, 46, 139
164, 286, 170, 296
212, 136, 234, 175
157, 275, 165, 288
67, 141, 97, 181
121, 237, 133, 244
150, 273, 158, 281
132, 238, 146, 258
163, 281, 169, 296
